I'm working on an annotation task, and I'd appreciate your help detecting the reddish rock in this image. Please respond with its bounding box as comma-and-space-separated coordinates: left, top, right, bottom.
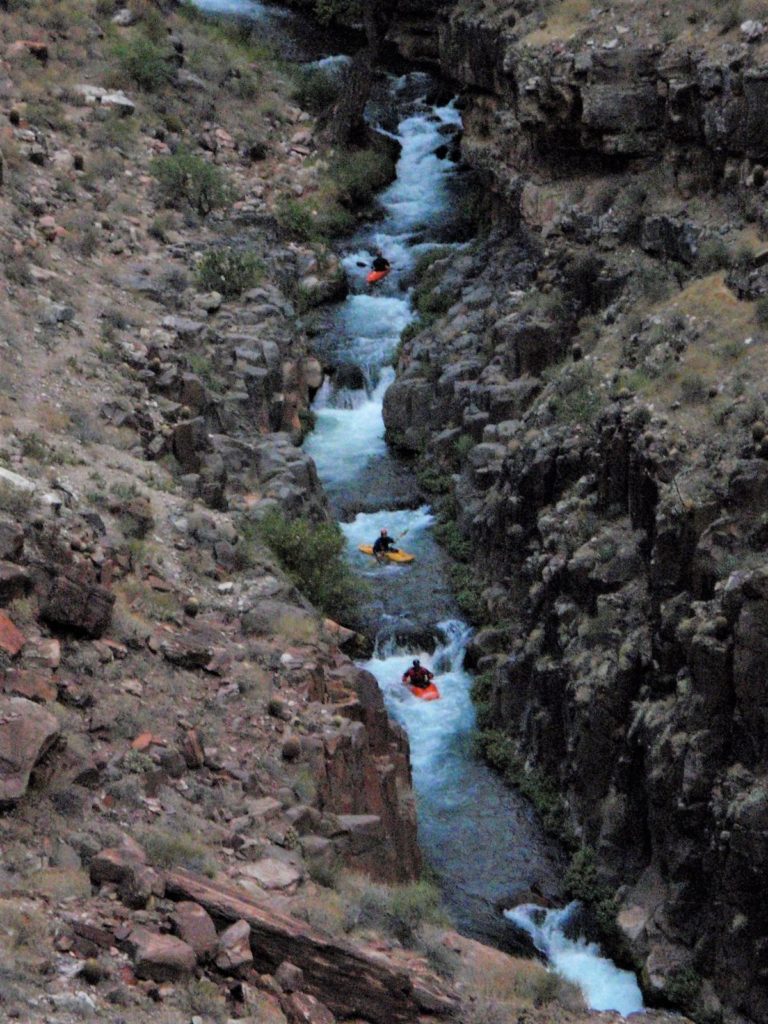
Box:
214, 918, 253, 973
287, 992, 336, 1024
0, 695, 60, 804
41, 575, 114, 637
131, 732, 154, 752
0, 612, 25, 657
1, 669, 56, 703
129, 927, 196, 981
90, 841, 145, 885
172, 901, 218, 959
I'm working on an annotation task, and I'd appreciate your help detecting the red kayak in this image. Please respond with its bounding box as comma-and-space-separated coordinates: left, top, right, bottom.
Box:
408, 682, 441, 701
367, 269, 390, 285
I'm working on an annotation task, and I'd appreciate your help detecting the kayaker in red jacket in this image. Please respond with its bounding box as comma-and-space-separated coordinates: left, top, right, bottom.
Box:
402, 659, 433, 690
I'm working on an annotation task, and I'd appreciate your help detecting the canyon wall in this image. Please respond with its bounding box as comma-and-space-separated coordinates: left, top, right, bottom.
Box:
383, 3, 768, 1021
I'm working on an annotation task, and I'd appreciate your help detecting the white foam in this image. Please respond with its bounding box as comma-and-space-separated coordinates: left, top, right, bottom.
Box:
505, 904, 645, 1016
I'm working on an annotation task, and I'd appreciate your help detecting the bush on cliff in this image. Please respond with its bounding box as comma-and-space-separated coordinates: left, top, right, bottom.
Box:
196, 247, 264, 298
111, 34, 175, 93
293, 65, 342, 114
331, 147, 397, 209
257, 508, 363, 623
340, 875, 448, 944
151, 151, 233, 217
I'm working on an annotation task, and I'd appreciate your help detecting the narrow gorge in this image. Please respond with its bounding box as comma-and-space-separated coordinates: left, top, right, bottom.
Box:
0, 1, 765, 1023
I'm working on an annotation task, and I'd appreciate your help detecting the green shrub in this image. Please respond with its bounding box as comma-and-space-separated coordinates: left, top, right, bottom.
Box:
150, 151, 233, 217
112, 35, 174, 92
293, 66, 342, 114
449, 564, 485, 623
679, 372, 707, 404
564, 846, 618, 935
416, 463, 451, 494
276, 196, 355, 242
547, 362, 605, 427
755, 295, 768, 326
257, 508, 364, 623
454, 434, 475, 465
665, 966, 702, 1010
0, 482, 35, 519
196, 247, 264, 297
314, 0, 362, 24
433, 519, 471, 562
276, 198, 316, 240
141, 827, 214, 875
331, 147, 396, 209
696, 236, 732, 274
345, 877, 448, 944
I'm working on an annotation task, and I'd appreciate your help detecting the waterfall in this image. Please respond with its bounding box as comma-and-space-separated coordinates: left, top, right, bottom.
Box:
505, 903, 645, 1015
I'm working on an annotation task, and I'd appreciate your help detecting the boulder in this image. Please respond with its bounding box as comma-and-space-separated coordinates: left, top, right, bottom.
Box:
40, 575, 114, 637
286, 992, 336, 1024
0, 696, 60, 805
172, 901, 218, 959
238, 858, 303, 891
129, 927, 197, 981
215, 918, 253, 973
90, 838, 164, 908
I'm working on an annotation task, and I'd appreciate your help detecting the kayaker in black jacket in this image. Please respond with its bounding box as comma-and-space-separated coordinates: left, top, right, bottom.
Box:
403, 659, 434, 689
372, 528, 398, 562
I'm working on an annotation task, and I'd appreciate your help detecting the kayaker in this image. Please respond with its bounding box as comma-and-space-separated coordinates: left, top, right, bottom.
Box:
403, 659, 434, 690
372, 252, 390, 273
372, 528, 398, 563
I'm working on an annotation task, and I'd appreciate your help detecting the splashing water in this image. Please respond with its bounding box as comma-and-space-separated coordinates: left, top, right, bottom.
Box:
505, 904, 645, 1015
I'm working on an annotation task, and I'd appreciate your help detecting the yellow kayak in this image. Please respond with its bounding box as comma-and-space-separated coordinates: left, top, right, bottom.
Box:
358, 544, 415, 564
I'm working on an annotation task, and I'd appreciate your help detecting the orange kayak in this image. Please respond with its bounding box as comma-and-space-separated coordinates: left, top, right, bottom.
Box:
367, 269, 390, 284
408, 682, 440, 701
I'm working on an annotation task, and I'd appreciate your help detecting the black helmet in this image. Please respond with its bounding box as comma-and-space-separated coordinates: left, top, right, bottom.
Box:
413, 659, 420, 667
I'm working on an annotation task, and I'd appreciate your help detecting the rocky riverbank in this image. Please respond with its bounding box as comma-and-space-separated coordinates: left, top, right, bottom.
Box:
379, 2, 768, 1023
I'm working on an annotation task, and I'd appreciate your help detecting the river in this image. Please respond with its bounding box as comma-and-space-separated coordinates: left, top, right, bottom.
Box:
196, 1, 645, 1011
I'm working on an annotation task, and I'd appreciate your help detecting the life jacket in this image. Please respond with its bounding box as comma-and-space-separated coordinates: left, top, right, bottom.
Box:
404, 666, 432, 687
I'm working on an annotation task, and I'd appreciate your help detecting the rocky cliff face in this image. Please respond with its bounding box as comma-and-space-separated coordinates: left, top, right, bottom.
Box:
383, 3, 768, 1022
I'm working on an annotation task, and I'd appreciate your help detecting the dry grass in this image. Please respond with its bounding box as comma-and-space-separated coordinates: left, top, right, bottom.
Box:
23, 867, 92, 901
523, 0, 593, 45
459, 952, 585, 1022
